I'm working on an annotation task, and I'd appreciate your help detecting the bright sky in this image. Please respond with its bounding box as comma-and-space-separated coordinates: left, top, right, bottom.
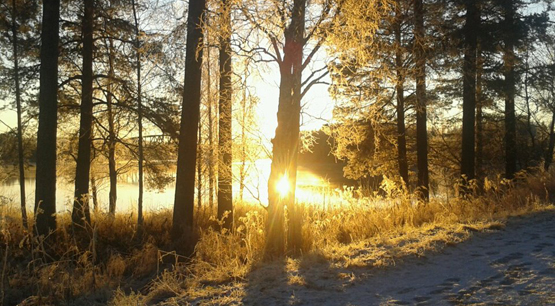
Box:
0, 107, 17, 133
252, 68, 334, 142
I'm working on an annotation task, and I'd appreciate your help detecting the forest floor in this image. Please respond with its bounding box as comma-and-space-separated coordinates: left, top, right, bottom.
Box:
175, 210, 555, 305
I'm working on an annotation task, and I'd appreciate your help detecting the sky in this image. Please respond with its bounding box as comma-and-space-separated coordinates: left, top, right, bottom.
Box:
252, 67, 335, 140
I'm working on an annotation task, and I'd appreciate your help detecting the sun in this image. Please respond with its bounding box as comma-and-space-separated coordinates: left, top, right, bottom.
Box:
276, 173, 290, 198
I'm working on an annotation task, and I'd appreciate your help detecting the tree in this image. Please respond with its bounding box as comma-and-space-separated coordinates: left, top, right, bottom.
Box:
238, 0, 390, 256
72, 0, 95, 228
172, 0, 207, 251
460, 0, 479, 188
394, 1, 409, 187
502, 0, 517, 179
217, 0, 233, 231
105, 36, 118, 216
268, 0, 306, 255
414, 0, 429, 201
12, 0, 28, 228
35, 0, 60, 237
0, 0, 40, 229
414, 0, 430, 201
131, 0, 144, 230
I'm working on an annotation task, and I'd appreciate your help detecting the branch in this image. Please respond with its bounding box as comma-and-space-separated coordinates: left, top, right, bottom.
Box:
301, 70, 330, 99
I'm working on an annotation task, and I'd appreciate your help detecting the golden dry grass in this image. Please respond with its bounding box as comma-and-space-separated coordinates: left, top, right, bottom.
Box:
0, 168, 554, 305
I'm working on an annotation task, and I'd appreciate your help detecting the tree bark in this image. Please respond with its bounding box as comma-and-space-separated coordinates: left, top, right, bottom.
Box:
172, 0, 206, 251
461, 0, 479, 188
503, 0, 517, 179
475, 43, 484, 181
91, 175, 99, 212
11, 0, 28, 229
545, 109, 555, 171
394, 3, 408, 188
523, 51, 535, 166
72, 0, 94, 227
207, 40, 214, 210
218, 0, 233, 231
35, 0, 60, 236
266, 0, 305, 257
107, 38, 117, 216
414, 0, 429, 201
131, 0, 144, 230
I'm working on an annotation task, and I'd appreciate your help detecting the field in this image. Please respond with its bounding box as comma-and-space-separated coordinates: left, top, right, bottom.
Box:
1, 169, 555, 305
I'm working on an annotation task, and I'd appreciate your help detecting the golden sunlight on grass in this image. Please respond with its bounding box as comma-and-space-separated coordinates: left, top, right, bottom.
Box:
276, 173, 290, 198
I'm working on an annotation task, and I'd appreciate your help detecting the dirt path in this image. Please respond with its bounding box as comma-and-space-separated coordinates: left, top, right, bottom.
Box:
242, 212, 555, 305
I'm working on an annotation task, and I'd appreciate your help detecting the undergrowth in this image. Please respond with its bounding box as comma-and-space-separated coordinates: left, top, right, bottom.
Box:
0, 168, 554, 305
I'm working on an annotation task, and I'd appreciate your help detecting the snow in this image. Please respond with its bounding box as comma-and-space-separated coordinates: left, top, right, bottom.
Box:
240, 212, 555, 305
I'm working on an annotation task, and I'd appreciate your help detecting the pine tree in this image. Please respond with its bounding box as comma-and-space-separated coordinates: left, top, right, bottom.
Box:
35, 0, 61, 237
172, 0, 207, 252
72, 0, 95, 228
460, 0, 480, 188
414, 0, 429, 200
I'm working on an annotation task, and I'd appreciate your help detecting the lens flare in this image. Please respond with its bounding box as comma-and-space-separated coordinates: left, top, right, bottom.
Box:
276, 173, 290, 198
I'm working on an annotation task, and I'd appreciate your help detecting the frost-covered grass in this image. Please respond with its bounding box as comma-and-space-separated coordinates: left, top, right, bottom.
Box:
1, 168, 555, 305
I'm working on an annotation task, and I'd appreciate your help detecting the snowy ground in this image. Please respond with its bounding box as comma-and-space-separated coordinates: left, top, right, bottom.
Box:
240, 212, 555, 305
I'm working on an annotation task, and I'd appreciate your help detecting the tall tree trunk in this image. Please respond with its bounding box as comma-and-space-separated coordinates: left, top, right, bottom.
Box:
475, 43, 484, 182
11, 0, 28, 229
107, 38, 117, 216
91, 175, 99, 212
218, 0, 233, 231
172, 0, 206, 251
545, 109, 555, 171
394, 3, 408, 188
461, 0, 479, 189
131, 0, 144, 230
523, 50, 535, 165
35, 0, 60, 236
503, 0, 517, 179
72, 0, 94, 227
207, 39, 214, 210
266, 0, 305, 257
414, 0, 429, 201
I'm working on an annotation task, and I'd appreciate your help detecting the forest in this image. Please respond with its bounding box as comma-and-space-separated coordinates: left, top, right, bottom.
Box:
1, 0, 555, 304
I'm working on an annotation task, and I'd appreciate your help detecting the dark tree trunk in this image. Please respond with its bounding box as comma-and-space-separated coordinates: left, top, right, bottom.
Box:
91, 175, 99, 212
414, 0, 429, 201
35, 0, 60, 236
172, 0, 206, 251
461, 0, 479, 188
523, 53, 535, 160
72, 0, 94, 227
218, 0, 233, 231
11, 0, 28, 229
394, 3, 408, 188
545, 109, 555, 171
266, 0, 305, 257
476, 43, 484, 181
503, 0, 517, 179
131, 0, 144, 230
107, 38, 117, 216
